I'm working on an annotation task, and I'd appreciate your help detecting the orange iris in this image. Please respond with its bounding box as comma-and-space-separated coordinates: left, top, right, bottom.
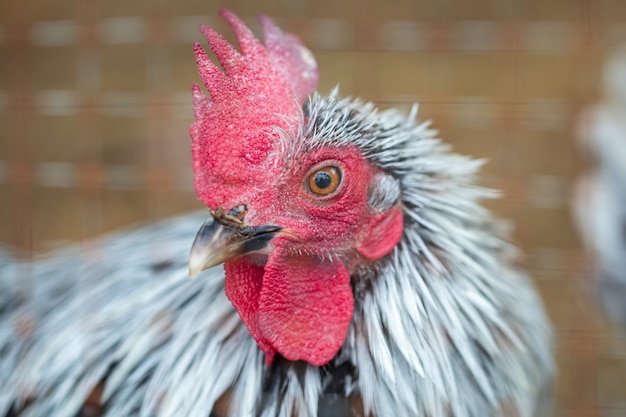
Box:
306, 166, 342, 196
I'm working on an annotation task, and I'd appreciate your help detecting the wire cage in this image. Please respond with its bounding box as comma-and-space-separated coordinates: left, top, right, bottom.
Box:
1, 0, 626, 416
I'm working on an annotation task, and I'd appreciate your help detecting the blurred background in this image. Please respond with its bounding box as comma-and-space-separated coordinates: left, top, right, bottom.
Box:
0, 0, 625, 416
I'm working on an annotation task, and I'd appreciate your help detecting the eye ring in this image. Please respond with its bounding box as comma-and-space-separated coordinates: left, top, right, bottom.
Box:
306, 165, 342, 197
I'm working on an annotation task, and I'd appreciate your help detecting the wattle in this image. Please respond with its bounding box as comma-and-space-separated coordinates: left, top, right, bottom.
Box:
223, 247, 354, 366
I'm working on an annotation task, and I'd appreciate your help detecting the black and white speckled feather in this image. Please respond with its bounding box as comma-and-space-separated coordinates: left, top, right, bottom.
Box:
0, 89, 553, 417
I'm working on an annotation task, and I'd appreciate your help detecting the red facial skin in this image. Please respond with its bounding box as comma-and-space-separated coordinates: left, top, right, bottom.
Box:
195, 145, 404, 366
190, 10, 402, 366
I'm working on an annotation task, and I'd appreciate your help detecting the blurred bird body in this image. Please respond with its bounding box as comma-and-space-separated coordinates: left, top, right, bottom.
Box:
0, 10, 553, 417
575, 46, 626, 330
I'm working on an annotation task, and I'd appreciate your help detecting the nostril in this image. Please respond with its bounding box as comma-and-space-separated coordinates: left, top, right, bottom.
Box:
227, 204, 248, 220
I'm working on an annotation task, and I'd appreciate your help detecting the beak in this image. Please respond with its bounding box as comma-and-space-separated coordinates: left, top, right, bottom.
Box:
189, 211, 283, 279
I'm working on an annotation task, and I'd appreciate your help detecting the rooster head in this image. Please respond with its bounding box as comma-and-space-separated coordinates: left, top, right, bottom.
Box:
188, 9, 404, 367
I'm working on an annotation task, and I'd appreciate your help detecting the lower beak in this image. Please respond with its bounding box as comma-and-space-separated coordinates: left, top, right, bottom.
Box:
188, 213, 282, 279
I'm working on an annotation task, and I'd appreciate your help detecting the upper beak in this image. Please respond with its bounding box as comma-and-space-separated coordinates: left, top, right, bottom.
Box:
188, 210, 283, 279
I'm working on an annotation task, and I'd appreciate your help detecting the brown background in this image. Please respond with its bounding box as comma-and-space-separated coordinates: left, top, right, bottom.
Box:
1, 0, 625, 416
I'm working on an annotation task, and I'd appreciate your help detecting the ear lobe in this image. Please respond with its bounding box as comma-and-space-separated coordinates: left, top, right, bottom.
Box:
355, 206, 404, 260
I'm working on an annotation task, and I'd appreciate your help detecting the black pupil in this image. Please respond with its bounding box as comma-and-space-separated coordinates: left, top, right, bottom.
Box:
314, 171, 333, 190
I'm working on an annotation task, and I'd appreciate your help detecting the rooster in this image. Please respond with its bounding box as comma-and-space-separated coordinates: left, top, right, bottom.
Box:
0, 10, 553, 417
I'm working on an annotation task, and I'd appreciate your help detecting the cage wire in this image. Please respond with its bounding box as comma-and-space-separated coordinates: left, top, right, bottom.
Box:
1, 0, 626, 416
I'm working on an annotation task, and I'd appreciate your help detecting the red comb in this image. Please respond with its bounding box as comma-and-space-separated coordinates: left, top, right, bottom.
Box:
190, 10, 319, 208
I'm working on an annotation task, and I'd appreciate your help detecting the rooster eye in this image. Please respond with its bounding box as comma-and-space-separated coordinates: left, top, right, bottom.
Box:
306, 166, 342, 196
